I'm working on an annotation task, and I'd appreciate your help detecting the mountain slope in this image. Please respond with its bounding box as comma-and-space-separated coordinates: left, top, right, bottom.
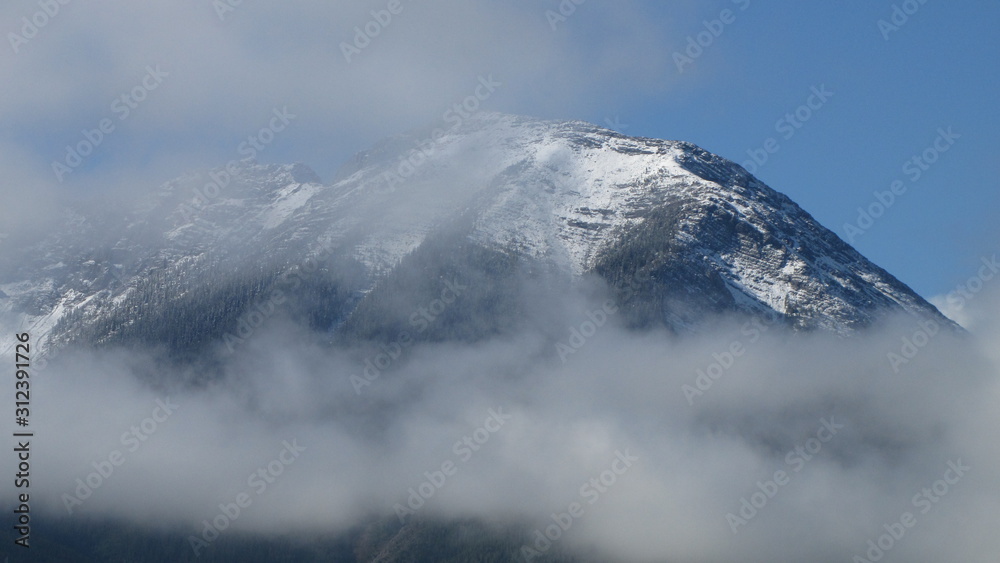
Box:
0, 113, 954, 357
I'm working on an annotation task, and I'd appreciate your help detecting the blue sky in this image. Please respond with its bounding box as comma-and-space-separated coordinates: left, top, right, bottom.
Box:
1, 0, 995, 299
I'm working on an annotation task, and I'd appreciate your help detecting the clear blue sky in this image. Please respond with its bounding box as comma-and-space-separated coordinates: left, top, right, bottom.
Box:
1, 1, 996, 299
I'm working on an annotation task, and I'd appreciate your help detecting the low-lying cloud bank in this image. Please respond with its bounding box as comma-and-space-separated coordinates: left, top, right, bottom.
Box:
3, 286, 998, 562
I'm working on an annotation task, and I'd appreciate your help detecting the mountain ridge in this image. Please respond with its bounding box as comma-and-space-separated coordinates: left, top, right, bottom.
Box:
0, 112, 956, 358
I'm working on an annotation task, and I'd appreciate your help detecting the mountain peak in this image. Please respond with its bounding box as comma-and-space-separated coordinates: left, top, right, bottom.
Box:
0, 115, 956, 359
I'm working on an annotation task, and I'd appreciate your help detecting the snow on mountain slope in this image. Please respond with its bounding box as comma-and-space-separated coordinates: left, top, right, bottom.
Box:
0, 113, 954, 356
333, 113, 947, 331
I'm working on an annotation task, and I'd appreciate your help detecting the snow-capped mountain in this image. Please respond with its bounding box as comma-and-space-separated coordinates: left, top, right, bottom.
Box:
0, 113, 953, 357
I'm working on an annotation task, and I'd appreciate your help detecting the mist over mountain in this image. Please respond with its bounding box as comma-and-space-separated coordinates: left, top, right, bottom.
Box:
1, 114, 997, 562
0, 113, 955, 361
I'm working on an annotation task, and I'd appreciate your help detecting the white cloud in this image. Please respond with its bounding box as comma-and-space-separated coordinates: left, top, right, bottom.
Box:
4, 288, 998, 561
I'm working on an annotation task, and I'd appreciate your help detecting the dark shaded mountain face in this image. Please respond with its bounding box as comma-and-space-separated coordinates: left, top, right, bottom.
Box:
0, 113, 951, 359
